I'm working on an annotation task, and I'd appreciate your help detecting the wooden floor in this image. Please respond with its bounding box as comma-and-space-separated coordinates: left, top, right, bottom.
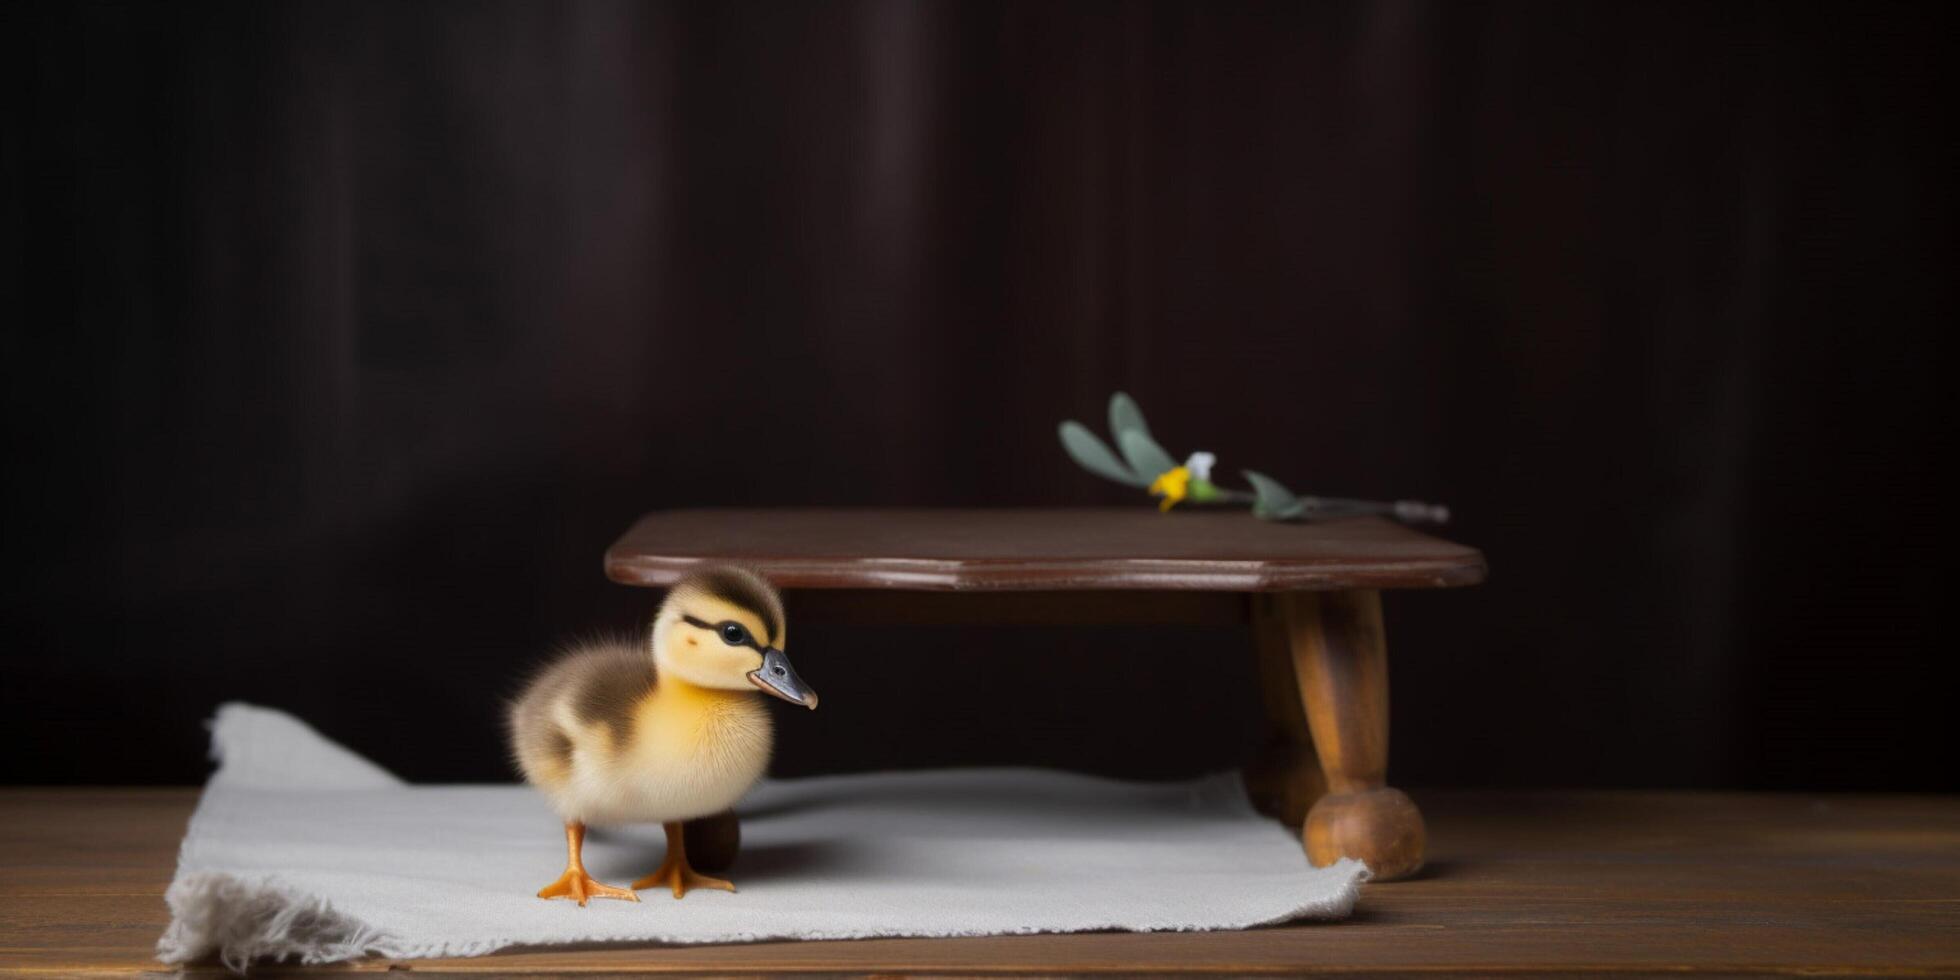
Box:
1, 788, 1955, 977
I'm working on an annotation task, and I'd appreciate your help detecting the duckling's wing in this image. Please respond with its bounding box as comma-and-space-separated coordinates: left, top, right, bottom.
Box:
506, 641, 652, 793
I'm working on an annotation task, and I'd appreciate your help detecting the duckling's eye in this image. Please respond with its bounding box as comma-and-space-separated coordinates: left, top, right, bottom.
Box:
719, 623, 749, 646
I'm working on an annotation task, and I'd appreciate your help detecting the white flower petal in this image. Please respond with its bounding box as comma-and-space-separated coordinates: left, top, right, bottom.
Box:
1185, 451, 1216, 481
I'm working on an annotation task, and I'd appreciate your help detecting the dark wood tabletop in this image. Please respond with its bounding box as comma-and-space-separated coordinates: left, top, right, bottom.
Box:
605, 508, 1487, 592
4, 788, 1954, 976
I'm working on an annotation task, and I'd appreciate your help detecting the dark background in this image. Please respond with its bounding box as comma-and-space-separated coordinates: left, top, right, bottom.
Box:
5, 1, 1953, 791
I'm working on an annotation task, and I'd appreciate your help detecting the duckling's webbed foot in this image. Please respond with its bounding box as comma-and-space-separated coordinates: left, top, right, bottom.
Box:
537, 867, 640, 906
537, 822, 640, 906
633, 821, 736, 899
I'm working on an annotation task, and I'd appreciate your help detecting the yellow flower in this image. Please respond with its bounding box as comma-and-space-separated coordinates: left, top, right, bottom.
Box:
1149, 466, 1192, 512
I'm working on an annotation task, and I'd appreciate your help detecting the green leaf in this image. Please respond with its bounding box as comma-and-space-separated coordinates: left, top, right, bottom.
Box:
1242, 469, 1308, 521
1118, 429, 1180, 483
1108, 392, 1179, 479
1108, 391, 1155, 446
1059, 421, 1147, 487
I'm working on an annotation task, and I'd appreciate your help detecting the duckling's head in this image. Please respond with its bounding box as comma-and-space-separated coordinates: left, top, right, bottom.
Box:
649, 566, 818, 709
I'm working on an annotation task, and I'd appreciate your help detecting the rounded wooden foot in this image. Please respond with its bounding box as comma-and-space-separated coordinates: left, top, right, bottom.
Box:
1304, 787, 1425, 881
683, 810, 740, 872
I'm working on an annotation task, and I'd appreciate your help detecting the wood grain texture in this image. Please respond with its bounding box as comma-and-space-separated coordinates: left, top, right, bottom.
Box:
1241, 593, 1327, 825
606, 509, 1487, 592
785, 588, 1251, 626
4, 788, 1957, 976
1284, 590, 1426, 880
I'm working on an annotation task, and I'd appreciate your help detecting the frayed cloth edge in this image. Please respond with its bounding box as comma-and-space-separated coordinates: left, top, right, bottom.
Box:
157, 872, 408, 969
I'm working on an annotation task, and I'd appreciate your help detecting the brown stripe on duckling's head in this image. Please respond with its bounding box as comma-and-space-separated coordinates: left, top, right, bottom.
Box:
671, 566, 783, 645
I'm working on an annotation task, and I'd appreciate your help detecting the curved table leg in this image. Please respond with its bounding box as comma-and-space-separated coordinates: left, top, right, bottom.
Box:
1281, 589, 1425, 880
682, 809, 741, 873
1242, 593, 1328, 826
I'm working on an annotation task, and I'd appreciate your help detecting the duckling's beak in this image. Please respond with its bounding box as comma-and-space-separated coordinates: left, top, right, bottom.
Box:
748, 648, 819, 709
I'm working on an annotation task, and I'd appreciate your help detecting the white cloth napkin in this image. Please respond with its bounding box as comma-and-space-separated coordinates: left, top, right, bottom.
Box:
158, 704, 1365, 967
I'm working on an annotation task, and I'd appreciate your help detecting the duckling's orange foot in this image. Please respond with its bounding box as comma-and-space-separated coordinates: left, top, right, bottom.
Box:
536, 868, 640, 906
633, 821, 737, 898
632, 860, 735, 899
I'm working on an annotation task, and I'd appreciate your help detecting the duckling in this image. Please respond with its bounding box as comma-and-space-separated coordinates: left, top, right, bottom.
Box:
507, 566, 817, 905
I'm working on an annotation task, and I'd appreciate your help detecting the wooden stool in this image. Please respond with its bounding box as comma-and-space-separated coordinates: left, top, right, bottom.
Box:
608, 508, 1485, 881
